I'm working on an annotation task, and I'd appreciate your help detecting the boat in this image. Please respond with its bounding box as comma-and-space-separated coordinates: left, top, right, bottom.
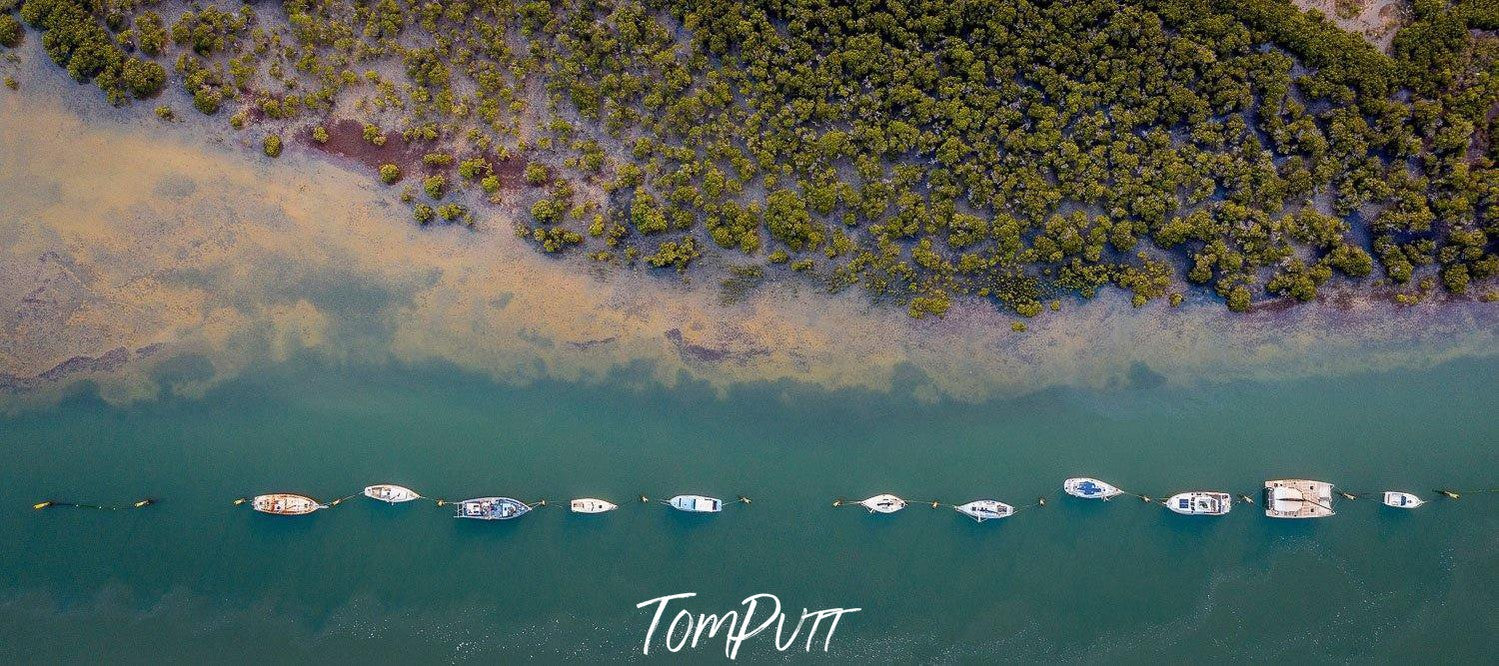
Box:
570, 497, 618, 513
1382, 491, 1425, 509
858, 494, 907, 513
1263, 479, 1335, 518
1063, 478, 1122, 500
954, 499, 1014, 522
251, 493, 326, 515
453, 497, 531, 520
363, 484, 421, 503
668, 495, 722, 513
1166, 491, 1232, 516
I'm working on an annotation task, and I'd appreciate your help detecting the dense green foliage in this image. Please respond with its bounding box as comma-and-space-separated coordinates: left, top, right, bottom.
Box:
13, 0, 1499, 316
0, 14, 22, 48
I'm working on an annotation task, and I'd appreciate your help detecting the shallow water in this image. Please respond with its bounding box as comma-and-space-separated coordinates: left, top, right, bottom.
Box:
3, 36, 1497, 662
2, 355, 1495, 661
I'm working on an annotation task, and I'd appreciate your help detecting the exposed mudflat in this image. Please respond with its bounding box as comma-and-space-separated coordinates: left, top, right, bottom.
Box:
1293, 0, 1408, 52
1, 46, 1495, 410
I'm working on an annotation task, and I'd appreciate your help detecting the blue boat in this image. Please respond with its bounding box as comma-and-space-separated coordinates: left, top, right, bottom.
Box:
1063, 477, 1122, 500
454, 497, 531, 520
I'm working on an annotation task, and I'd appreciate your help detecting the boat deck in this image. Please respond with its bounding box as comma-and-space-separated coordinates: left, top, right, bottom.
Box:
1264, 479, 1334, 518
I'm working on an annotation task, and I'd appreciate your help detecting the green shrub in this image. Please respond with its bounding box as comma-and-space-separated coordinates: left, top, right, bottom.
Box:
422, 174, 446, 199
0, 15, 22, 49
412, 203, 433, 224
379, 163, 400, 184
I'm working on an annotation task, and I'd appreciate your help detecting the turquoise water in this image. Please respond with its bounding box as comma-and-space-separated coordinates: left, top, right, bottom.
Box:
2, 355, 1496, 661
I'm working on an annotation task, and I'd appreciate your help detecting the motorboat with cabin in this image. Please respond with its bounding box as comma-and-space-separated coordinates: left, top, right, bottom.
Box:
1382, 491, 1424, 508
252, 493, 327, 515
954, 499, 1014, 522
570, 497, 618, 513
363, 484, 421, 503
1064, 478, 1122, 500
1263, 479, 1335, 518
858, 494, 907, 513
1166, 491, 1232, 516
454, 496, 531, 520
668, 495, 722, 513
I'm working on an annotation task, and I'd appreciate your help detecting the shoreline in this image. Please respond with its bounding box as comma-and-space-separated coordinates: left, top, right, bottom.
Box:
2, 46, 1497, 410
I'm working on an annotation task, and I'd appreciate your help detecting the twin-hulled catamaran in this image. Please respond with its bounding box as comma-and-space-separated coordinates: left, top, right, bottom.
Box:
1264, 479, 1335, 518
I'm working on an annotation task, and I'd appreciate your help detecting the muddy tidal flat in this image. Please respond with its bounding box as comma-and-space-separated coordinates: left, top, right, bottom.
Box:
2, 48, 1496, 408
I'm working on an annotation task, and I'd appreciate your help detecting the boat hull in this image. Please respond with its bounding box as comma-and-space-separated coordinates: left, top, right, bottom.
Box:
570, 498, 618, 513
251, 494, 326, 516
859, 494, 907, 513
955, 500, 1014, 522
363, 484, 421, 503
1064, 478, 1122, 500
668, 495, 722, 513
1264, 479, 1335, 518
1382, 491, 1424, 508
454, 497, 531, 520
1166, 492, 1232, 516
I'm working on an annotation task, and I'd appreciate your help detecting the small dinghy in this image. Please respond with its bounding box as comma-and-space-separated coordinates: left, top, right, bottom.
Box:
1064, 478, 1122, 500
954, 499, 1014, 522
363, 484, 421, 504
858, 494, 907, 513
454, 497, 530, 520
1166, 491, 1232, 516
252, 493, 326, 516
1382, 491, 1424, 509
668, 495, 722, 513
570, 497, 618, 514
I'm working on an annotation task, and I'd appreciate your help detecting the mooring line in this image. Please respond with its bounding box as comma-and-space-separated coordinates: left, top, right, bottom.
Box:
33, 498, 155, 511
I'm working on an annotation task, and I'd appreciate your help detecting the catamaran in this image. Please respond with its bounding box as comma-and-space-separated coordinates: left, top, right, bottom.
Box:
668, 495, 722, 513
954, 499, 1014, 522
1382, 491, 1424, 508
1165, 491, 1232, 516
1264, 479, 1335, 518
858, 494, 907, 513
251, 493, 327, 515
363, 484, 421, 503
570, 497, 618, 513
454, 497, 530, 520
1064, 478, 1122, 500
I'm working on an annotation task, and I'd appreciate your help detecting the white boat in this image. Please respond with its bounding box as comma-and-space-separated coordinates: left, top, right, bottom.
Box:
1166, 491, 1232, 516
570, 497, 618, 513
251, 493, 327, 516
954, 499, 1014, 522
1382, 491, 1424, 509
858, 494, 907, 513
1064, 478, 1122, 500
668, 495, 722, 513
454, 497, 531, 520
363, 484, 421, 503
1264, 479, 1335, 518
